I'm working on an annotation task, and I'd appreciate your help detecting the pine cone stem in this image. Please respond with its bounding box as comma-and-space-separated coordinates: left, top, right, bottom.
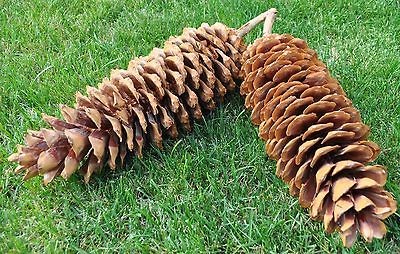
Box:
237, 8, 277, 38
263, 8, 277, 36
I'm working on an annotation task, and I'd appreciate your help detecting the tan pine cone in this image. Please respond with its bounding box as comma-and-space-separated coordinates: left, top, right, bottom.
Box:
8, 22, 246, 185
240, 33, 397, 247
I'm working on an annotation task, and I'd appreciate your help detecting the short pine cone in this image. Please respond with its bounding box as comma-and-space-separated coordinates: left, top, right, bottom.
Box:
240, 34, 397, 247
8, 23, 246, 184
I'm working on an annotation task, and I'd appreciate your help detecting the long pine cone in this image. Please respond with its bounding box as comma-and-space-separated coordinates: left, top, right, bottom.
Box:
240, 34, 397, 247
8, 23, 246, 184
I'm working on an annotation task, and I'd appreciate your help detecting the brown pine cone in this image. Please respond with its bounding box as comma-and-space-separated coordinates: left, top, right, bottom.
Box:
8, 22, 246, 185
240, 33, 397, 247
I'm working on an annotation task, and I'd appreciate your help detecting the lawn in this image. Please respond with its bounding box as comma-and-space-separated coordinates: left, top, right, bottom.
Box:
1, 0, 399, 252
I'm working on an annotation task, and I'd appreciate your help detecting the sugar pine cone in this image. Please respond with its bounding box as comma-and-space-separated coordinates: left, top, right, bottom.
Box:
240, 34, 397, 247
8, 22, 246, 184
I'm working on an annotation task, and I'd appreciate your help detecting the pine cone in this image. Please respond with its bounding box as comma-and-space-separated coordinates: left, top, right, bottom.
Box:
8, 22, 246, 184
240, 34, 397, 247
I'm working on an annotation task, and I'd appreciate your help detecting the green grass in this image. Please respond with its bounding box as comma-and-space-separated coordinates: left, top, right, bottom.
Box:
1, 0, 399, 252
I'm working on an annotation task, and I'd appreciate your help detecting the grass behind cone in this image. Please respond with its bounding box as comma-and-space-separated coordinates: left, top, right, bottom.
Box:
1, 0, 399, 252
